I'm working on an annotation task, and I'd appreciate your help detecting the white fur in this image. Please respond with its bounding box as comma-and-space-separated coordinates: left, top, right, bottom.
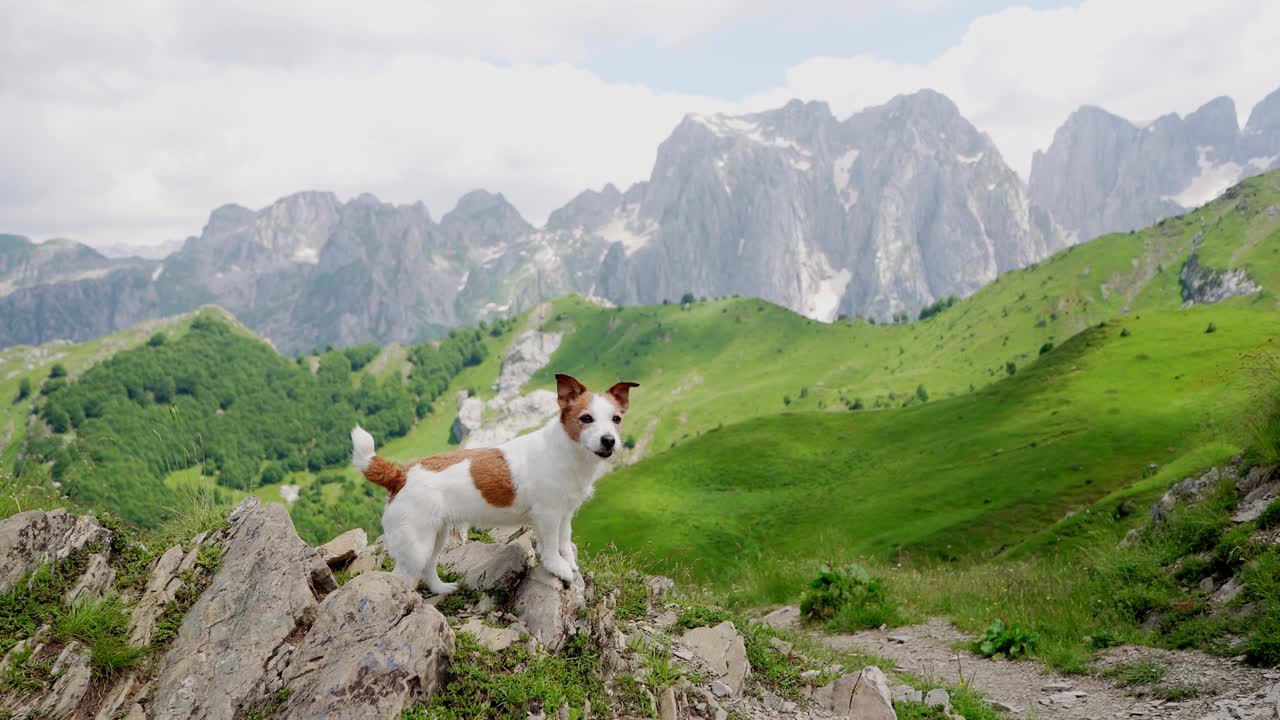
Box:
352, 393, 624, 595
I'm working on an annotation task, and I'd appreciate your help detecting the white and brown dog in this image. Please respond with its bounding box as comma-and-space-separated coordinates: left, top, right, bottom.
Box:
351, 373, 638, 594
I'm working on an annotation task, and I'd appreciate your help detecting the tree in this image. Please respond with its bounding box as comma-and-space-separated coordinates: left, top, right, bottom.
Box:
15, 377, 32, 402
147, 332, 168, 347
49, 363, 67, 379
1006, 361, 1017, 376
916, 385, 929, 402
1039, 342, 1054, 355
680, 293, 696, 305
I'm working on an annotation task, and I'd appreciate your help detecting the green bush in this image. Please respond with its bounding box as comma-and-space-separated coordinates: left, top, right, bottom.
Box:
973, 619, 1038, 659
800, 565, 903, 631
15, 377, 31, 402
1260, 499, 1280, 530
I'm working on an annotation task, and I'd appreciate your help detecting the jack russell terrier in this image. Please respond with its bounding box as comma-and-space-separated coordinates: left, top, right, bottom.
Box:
351, 373, 638, 594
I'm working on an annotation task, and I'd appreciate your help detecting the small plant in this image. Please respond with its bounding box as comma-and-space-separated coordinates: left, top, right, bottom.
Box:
800, 564, 903, 630
467, 528, 494, 543
676, 605, 731, 629
1039, 342, 1054, 355
973, 619, 1038, 659
1205, 322, 1217, 334
1156, 684, 1202, 701
1258, 499, 1280, 530
1106, 659, 1166, 686
1120, 327, 1131, 337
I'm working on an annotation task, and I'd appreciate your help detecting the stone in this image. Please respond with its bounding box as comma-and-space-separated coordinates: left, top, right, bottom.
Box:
887, 634, 911, 644
647, 575, 676, 603
151, 498, 335, 720
761, 605, 800, 630
460, 618, 523, 652
318, 527, 367, 567
925, 687, 951, 711
659, 687, 679, 720
513, 566, 586, 652
682, 621, 750, 692
811, 682, 834, 709
1237, 466, 1276, 496
65, 552, 116, 605
347, 545, 384, 576
831, 674, 858, 713
0, 509, 113, 593
769, 636, 793, 655
892, 684, 924, 703
848, 667, 897, 720
654, 610, 678, 628
1233, 498, 1273, 524
988, 699, 1021, 714
1199, 576, 1218, 593
763, 690, 785, 710
1041, 682, 1073, 692
94, 673, 138, 720
127, 544, 188, 646
440, 540, 529, 592
710, 680, 733, 698
279, 572, 454, 719
35, 641, 93, 719
1048, 691, 1084, 705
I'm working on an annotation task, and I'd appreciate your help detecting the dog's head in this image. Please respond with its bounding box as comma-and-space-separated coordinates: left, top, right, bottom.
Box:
555, 373, 639, 459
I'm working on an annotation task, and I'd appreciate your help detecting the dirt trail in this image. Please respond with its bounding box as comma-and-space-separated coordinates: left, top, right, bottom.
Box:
788, 615, 1278, 720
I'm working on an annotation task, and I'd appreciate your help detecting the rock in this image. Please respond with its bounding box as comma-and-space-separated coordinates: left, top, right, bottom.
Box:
94, 673, 139, 720
1041, 682, 1073, 692
681, 621, 750, 692
1047, 691, 1085, 705
848, 667, 896, 720
799, 669, 821, 684
830, 674, 858, 713
925, 687, 951, 711
127, 544, 188, 646
65, 552, 116, 605
1237, 465, 1276, 496
151, 498, 334, 720
318, 528, 367, 567
659, 687, 679, 720
460, 618, 523, 652
763, 690, 784, 710
35, 641, 93, 719
347, 544, 385, 575
811, 682, 834, 709
1199, 576, 1217, 593
450, 392, 485, 444
769, 636, 793, 655
489, 526, 527, 544
1233, 497, 1274, 524
710, 680, 733, 698
1152, 468, 1220, 524
760, 605, 800, 630
892, 684, 924, 703
0, 509, 113, 593
647, 575, 675, 603
279, 572, 454, 719
1205, 575, 1238, 605
988, 699, 1021, 714
440, 540, 529, 592
887, 634, 911, 644
512, 566, 586, 652
654, 610, 678, 628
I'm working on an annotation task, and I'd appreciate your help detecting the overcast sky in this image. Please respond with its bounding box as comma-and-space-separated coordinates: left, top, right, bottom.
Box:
3, 0, 1278, 249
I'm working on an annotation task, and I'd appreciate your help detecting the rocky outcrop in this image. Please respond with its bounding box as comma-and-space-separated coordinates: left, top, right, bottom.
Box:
277, 572, 453, 719
1179, 252, 1262, 306
0, 509, 112, 593
452, 325, 565, 449
150, 499, 337, 720
682, 621, 751, 693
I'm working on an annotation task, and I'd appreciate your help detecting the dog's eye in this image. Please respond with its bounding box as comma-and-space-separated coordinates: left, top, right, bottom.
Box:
580, 414, 594, 424
611, 415, 621, 424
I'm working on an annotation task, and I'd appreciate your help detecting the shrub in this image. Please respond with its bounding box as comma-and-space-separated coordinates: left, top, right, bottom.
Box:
1005, 361, 1017, 376
1205, 322, 1217, 334
973, 619, 1038, 659
916, 385, 929, 402
15, 378, 31, 402
1258, 499, 1280, 530
1039, 342, 1054, 355
48, 363, 67, 379
147, 333, 168, 347
800, 565, 903, 631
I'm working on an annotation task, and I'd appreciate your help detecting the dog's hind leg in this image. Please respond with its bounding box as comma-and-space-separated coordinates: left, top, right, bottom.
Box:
421, 525, 458, 596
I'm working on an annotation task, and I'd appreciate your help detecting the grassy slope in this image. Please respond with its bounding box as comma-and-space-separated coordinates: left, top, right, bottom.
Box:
569, 172, 1280, 588
531, 172, 1280, 460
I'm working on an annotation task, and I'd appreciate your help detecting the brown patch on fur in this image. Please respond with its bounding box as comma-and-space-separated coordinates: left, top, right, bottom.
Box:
411, 448, 515, 508
362, 455, 407, 498
559, 391, 595, 442
605, 381, 639, 412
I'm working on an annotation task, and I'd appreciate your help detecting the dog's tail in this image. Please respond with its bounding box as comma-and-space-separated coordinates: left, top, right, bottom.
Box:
351, 425, 406, 497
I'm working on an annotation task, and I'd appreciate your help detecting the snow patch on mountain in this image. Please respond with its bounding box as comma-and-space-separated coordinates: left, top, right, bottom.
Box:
957, 152, 984, 164
597, 206, 656, 256
832, 150, 861, 209
1165, 147, 1244, 209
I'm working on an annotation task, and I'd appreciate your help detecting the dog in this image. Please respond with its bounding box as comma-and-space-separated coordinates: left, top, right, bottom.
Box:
351, 373, 638, 594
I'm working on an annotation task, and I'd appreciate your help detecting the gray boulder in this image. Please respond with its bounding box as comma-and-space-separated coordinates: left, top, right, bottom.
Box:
439, 540, 529, 592
513, 566, 587, 651
278, 572, 454, 719
681, 621, 750, 692
150, 499, 334, 720
0, 509, 112, 593
64, 553, 115, 606
318, 528, 367, 567
31, 641, 93, 719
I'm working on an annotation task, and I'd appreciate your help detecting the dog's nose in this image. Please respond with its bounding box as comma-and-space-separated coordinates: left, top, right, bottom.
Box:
600, 435, 616, 450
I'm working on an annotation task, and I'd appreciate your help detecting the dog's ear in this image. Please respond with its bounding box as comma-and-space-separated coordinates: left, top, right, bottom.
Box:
555, 373, 588, 409
605, 381, 640, 412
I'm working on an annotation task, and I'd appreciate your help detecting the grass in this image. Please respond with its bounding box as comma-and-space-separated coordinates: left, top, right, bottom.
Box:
54, 596, 148, 677
577, 305, 1275, 590
1105, 660, 1167, 687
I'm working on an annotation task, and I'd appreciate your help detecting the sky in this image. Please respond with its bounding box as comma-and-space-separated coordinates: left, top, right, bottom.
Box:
2, 0, 1278, 249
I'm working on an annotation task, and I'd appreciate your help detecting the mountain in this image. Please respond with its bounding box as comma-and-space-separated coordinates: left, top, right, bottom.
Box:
93, 238, 184, 260
0, 90, 1063, 353
1030, 88, 1280, 242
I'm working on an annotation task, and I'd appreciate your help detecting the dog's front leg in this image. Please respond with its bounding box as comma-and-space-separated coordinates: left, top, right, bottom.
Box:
558, 514, 579, 575
532, 511, 575, 587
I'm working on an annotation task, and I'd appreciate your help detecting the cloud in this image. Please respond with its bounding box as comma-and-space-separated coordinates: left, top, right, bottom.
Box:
751, 0, 1280, 176
2, 0, 1278, 248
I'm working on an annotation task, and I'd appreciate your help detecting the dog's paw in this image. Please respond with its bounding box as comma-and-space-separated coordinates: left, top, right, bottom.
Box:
543, 559, 575, 587
429, 581, 459, 596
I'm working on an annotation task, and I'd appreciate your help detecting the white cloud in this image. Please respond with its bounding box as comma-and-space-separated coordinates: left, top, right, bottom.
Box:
2, 0, 1278, 248
751, 0, 1280, 176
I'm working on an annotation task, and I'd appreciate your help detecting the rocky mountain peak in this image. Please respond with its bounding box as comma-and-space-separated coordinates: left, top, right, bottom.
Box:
1245, 87, 1280, 135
